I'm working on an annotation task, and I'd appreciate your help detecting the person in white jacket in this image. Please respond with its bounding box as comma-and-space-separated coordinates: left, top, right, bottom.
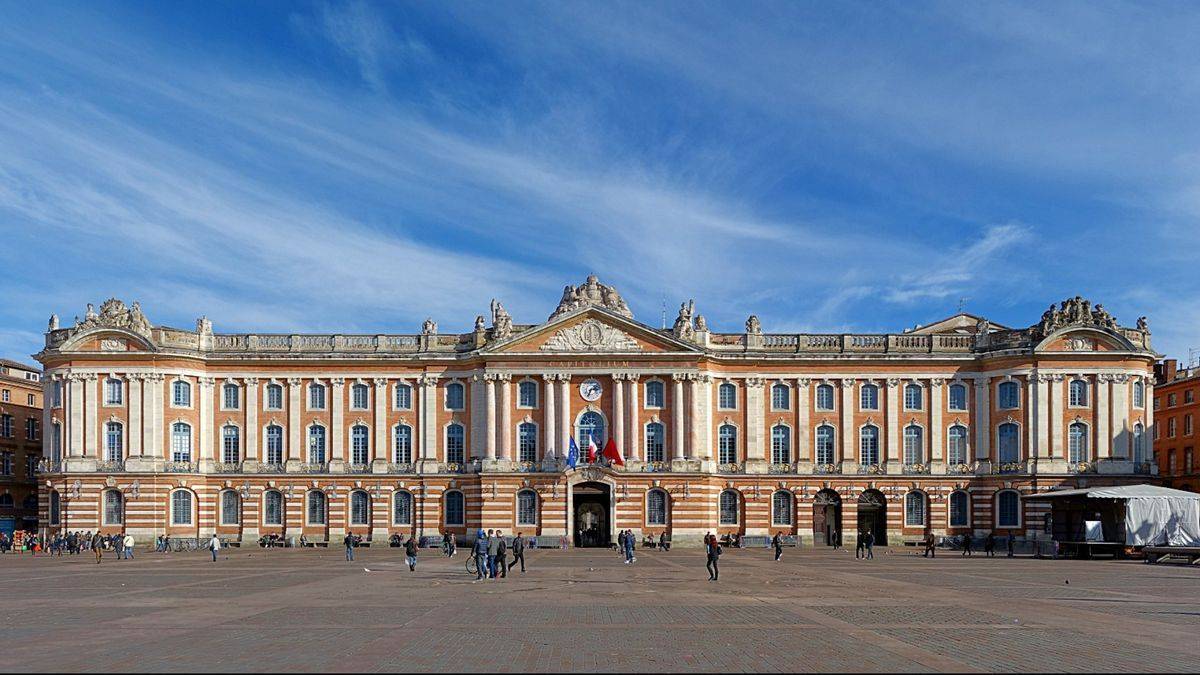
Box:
123, 534, 135, 560
208, 534, 220, 562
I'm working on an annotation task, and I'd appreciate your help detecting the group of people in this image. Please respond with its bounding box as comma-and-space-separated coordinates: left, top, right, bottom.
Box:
1, 531, 135, 563
470, 529, 527, 580
921, 532, 1017, 558
640, 531, 671, 550
616, 529, 638, 563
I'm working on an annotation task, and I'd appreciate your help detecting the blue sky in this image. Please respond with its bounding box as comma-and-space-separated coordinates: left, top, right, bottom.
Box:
3, 1, 1199, 366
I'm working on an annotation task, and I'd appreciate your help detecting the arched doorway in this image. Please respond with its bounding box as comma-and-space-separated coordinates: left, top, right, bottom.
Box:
573, 481, 612, 548
857, 489, 888, 546
812, 489, 842, 546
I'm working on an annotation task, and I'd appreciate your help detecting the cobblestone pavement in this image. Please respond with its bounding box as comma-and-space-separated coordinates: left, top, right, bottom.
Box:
2, 545, 1198, 672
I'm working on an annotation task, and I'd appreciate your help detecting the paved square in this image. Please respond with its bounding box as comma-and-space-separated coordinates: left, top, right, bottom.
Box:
2, 546, 1198, 672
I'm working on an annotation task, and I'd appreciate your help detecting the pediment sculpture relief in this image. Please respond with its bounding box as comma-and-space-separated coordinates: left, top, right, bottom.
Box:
540, 319, 641, 352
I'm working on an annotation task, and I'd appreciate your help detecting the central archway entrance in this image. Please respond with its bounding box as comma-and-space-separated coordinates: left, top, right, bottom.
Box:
812, 489, 842, 547
857, 489, 888, 546
573, 481, 612, 548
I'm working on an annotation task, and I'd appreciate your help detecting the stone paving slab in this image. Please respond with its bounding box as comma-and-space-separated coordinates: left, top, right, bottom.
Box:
2, 546, 1198, 672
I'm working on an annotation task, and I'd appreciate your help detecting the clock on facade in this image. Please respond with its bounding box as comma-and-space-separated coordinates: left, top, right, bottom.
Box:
579, 378, 603, 401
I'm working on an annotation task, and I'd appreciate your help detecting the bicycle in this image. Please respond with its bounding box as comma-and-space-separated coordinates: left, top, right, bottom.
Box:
465, 555, 479, 576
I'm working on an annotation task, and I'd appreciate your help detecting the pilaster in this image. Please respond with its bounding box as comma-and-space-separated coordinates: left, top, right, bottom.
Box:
331, 378, 345, 463
691, 374, 711, 462
84, 373, 98, 458
542, 374, 556, 462
1036, 373, 1050, 458
974, 376, 991, 461
198, 377, 214, 470
373, 378, 388, 466
796, 378, 811, 468
930, 378, 944, 463
68, 374, 83, 457
484, 373, 497, 461
613, 374, 625, 460
627, 374, 641, 462
839, 380, 854, 468
129, 374, 143, 455
885, 378, 900, 463
672, 373, 687, 460
287, 378, 302, 463
1096, 374, 1111, 458
245, 378, 259, 463
499, 374, 512, 461
1049, 374, 1064, 459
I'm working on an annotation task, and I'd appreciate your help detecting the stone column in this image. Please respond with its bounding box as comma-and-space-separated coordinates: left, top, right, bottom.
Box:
198, 377, 214, 468
542, 374, 556, 461
68, 374, 84, 458
84, 374, 98, 458
470, 373, 486, 460
287, 378, 302, 464
627, 375, 641, 462
1050, 375, 1065, 459
373, 378, 388, 467
484, 374, 497, 461
1111, 375, 1131, 459
331, 378, 345, 468
745, 377, 766, 472
613, 374, 625, 460
419, 376, 440, 470
1036, 374, 1051, 459
129, 374, 143, 455
245, 378, 259, 465
691, 374, 712, 465
42, 376, 55, 464
1096, 374, 1111, 459
840, 380, 855, 467
1026, 375, 1039, 459
974, 377, 991, 462
930, 378, 944, 464
796, 378, 811, 464
672, 374, 687, 461
558, 376, 571, 458
499, 374, 513, 462
885, 378, 900, 464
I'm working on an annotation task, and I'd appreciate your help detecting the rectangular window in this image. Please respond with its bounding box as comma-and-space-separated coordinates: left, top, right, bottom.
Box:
25, 418, 38, 441
948, 385, 967, 411
518, 381, 537, 408
771, 385, 790, 411
351, 384, 369, 410
1186, 390, 1195, 404
0, 452, 12, 475
309, 384, 326, 410
105, 379, 122, 406
266, 384, 283, 410
52, 381, 62, 408
1169, 417, 1177, 438
223, 384, 239, 410
394, 383, 412, 410
1187, 415, 1194, 437
27, 393, 35, 406
1168, 393, 1177, 407
0, 415, 12, 438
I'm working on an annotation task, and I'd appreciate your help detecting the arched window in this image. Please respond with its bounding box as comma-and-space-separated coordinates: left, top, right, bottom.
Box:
517, 489, 538, 526
222, 425, 240, 464
221, 490, 240, 525
1133, 380, 1145, 409
308, 425, 327, 464
1133, 423, 1146, 463
815, 425, 835, 465
264, 490, 283, 526
350, 491, 370, 526
904, 383, 923, 410
445, 423, 465, 464
903, 425, 923, 465
351, 383, 369, 410
518, 381, 538, 408
103, 489, 124, 525
645, 380, 665, 408
947, 425, 968, 465
309, 383, 327, 410
172, 379, 191, 407
445, 382, 465, 410
265, 425, 284, 465
860, 383, 879, 410
306, 491, 326, 525
266, 383, 283, 410
718, 424, 738, 464
351, 425, 369, 465
719, 490, 740, 525
105, 421, 123, 462
444, 490, 465, 526
394, 382, 413, 410
518, 422, 537, 463
997, 490, 1021, 528
222, 382, 239, 409
171, 490, 193, 526
998, 423, 1020, 463
771, 383, 790, 410
816, 384, 835, 411
998, 381, 1020, 409
393, 491, 413, 525
105, 377, 123, 405
645, 422, 665, 463
718, 383, 737, 410
647, 489, 668, 526
905, 491, 926, 527
1069, 379, 1089, 407
577, 412, 605, 450
860, 425, 880, 465
50, 491, 61, 525
1069, 422, 1089, 463
949, 491, 969, 527
393, 424, 413, 464
949, 383, 967, 411
771, 424, 791, 464
772, 490, 793, 526
171, 422, 192, 462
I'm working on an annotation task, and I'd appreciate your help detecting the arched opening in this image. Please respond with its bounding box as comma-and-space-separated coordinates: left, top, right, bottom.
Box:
572, 481, 611, 548
856, 489, 888, 546
812, 489, 842, 546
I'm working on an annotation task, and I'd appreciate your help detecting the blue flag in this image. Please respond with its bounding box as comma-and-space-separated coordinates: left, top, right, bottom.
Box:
566, 437, 580, 469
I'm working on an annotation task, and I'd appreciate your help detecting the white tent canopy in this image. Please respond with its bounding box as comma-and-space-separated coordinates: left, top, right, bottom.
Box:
1029, 484, 1200, 547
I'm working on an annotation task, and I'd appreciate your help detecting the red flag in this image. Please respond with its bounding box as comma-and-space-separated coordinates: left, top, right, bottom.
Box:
602, 437, 624, 466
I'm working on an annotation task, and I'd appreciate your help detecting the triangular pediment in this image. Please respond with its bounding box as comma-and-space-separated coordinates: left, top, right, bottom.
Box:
483, 307, 701, 354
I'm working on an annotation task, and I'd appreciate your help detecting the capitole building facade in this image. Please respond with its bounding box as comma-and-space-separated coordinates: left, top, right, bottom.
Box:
34, 277, 1159, 548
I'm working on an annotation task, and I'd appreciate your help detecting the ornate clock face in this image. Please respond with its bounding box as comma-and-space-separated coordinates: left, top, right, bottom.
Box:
579, 378, 603, 401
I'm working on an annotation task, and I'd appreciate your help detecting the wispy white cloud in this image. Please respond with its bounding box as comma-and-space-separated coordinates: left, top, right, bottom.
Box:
884, 223, 1033, 305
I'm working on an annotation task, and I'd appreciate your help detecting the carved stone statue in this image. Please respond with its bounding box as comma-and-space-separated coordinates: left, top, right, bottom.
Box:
1137, 316, 1149, 332
131, 302, 152, 334
85, 303, 97, 322
422, 317, 438, 335
490, 299, 513, 340
474, 315, 486, 332
746, 315, 762, 335
548, 275, 634, 320
672, 300, 695, 340
48, 314, 59, 331
196, 316, 212, 335
1034, 296, 1125, 337
74, 298, 153, 338
695, 314, 708, 332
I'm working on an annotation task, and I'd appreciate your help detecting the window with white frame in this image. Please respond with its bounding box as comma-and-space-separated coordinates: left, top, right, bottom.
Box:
771, 383, 790, 410
860, 383, 879, 410
1068, 422, 1088, 463
815, 425, 835, 465
171, 490, 193, 525
105, 378, 123, 406
517, 489, 537, 525
518, 422, 537, 463
351, 425, 369, 465
309, 383, 326, 410
997, 490, 1020, 528
0, 414, 10, 438
393, 424, 412, 464
997, 381, 1019, 409
645, 422, 665, 463
860, 425, 880, 465
52, 380, 62, 408
577, 412, 605, 450
772, 490, 793, 526
949, 491, 969, 528
221, 490, 240, 525
51, 422, 62, 463
222, 382, 239, 410
518, 381, 537, 408
998, 423, 1019, 463
444, 490, 465, 525
105, 421, 123, 462
718, 383, 737, 410
172, 379, 191, 407
719, 490, 739, 525
1133, 380, 1145, 409
946, 424, 968, 465
103, 489, 124, 525
446, 423, 465, 464
351, 383, 369, 410
222, 425, 240, 464
445, 382, 465, 410
903, 425, 923, 465
904, 383, 923, 410
308, 425, 326, 464
394, 382, 412, 410
171, 422, 192, 462
949, 383, 967, 411
647, 489, 667, 526
265, 425, 283, 465
266, 383, 283, 410
1133, 423, 1146, 463
1068, 379, 1089, 407
718, 424, 737, 464
393, 491, 413, 525
264, 490, 283, 525
350, 491, 370, 525
816, 384, 834, 411
771, 424, 791, 464
905, 491, 926, 527
645, 380, 665, 408
307, 491, 326, 525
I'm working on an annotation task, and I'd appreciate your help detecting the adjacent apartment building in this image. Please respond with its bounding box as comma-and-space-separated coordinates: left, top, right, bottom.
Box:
1153, 358, 1199, 492
0, 359, 43, 537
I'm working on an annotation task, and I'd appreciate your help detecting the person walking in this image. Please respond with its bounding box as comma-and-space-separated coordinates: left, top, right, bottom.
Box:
508, 532, 526, 574
441, 531, 451, 557
344, 532, 356, 562
113, 534, 125, 561
494, 531, 508, 579
864, 530, 875, 560
123, 533, 135, 560
208, 533, 221, 562
473, 530, 489, 581
622, 530, 636, 564
404, 534, 418, 572
922, 532, 936, 558
449, 532, 457, 557
831, 527, 842, 550
772, 533, 783, 562
658, 531, 668, 551
984, 532, 996, 557
486, 529, 500, 579
705, 533, 721, 581
1006, 534, 1015, 558
855, 533, 866, 559
961, 532, 973, 557
91, 531, 103, 564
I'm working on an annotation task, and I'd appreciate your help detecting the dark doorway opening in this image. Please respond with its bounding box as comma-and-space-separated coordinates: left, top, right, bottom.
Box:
813, 489, 842, 546
573, 482, 612, 548
857, 489, 888, 546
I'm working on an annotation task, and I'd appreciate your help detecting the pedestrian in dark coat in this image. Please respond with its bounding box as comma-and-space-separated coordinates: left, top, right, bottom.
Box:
772, 533, 783, 561
508, 533, 526, 573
